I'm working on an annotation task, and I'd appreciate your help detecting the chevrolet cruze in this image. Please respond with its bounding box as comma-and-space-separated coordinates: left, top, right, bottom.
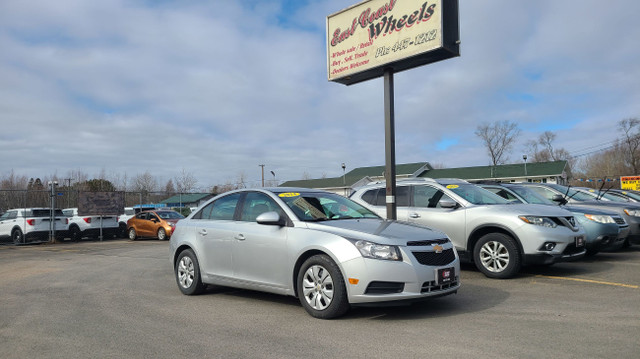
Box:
169, 188, 460, 319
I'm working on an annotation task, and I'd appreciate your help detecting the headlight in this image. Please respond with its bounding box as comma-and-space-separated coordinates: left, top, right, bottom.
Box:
519, 216, 557, 228
584, 214, 615, 224
624, 208, 640, 217
350, 240, 402, 261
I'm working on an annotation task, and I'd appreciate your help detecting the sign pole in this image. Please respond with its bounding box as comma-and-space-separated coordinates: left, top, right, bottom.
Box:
384, 69, 397, 220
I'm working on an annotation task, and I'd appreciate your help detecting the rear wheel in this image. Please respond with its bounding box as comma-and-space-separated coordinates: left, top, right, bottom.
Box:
297, 254, 349, 319
70, 225, 81, 242
175, 249, 205, 295
12, 229, 23, 245
473, 233, 521, 279
157, 228, 167, 240
128, 228, 137, 241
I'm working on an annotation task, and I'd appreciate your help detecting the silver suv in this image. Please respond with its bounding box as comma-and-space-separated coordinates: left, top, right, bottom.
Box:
351, 178, 586, 279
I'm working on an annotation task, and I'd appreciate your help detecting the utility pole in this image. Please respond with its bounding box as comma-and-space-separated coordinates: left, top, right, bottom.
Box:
259, 164, 265, 187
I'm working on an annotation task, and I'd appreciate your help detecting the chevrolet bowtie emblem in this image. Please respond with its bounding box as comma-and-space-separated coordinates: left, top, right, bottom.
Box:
433, 245, 443, 253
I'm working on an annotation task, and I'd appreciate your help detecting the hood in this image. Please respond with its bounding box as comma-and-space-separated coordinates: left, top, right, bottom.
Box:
304, 218, 448, 246
563, 205, 620, 216
470, 203, 574, 217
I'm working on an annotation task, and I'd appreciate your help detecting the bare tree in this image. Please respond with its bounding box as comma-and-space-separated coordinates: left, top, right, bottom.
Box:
619, 118, 640, 174
525, 131, 576, 179
164, 179, 176, 195
475, 120, 521, 166
175, 168, 198, 193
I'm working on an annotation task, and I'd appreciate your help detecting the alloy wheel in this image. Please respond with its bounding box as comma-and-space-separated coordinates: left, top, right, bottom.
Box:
479, 240, 510, 273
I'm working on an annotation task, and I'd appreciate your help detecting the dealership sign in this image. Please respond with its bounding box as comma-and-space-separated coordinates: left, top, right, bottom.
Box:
327, 0, 459, 85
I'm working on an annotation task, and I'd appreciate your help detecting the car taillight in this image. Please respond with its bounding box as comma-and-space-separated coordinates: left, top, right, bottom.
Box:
83, 217, 92, 224
65, 218, 69, 224
27, 219, 35, 226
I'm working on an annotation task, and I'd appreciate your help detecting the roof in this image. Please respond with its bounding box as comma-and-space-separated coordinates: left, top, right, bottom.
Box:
159, 193, 213, 205
418, 161, 567, 180
279, 162, 430, 188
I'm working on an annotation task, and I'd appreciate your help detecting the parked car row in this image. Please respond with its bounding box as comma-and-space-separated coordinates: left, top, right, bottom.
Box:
0, 206, 185, 244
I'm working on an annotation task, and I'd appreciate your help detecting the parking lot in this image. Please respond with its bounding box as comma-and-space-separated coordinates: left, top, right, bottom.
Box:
1, 239, 638, 359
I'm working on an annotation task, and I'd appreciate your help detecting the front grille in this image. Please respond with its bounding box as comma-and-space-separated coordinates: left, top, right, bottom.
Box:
563, 243, 584, 256
407, 238, 449, 246
421, 277, 459, 293
412, 249, 456, 266
364, 281, 405, 295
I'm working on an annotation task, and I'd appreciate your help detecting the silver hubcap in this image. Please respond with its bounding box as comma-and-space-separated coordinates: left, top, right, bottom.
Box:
158, 229, 165, 240
177, 256, 195, 289
302, 265, 334, 310
480, 240, 510, 273
129, 229, 135, 240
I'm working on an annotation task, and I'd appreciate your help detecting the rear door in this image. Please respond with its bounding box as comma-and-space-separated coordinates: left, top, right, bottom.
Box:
0, 211, 18, 239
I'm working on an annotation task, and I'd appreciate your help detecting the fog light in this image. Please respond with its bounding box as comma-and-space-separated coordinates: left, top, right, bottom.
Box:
543, 242, 556, 251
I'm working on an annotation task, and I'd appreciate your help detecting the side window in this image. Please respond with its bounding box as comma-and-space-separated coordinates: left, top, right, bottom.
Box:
361, 189, 377, 205
136, 213, 147, 220
528, 186, 555, 201
198, 193, 242, 220
374, 189, 385, 206
396, 186, 410, 207
240, 192, 280, 222
413, 185, 453, 208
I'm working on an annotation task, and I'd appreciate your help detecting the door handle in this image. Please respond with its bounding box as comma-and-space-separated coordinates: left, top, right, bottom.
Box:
199, 229, 207, 236
235, 234, 246, 241
409, 213, 420, 218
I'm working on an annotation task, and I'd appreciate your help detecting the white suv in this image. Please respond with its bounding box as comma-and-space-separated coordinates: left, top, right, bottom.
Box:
63, 208, 119, 241
0, 208, 68, 244
351, 178, 587, 278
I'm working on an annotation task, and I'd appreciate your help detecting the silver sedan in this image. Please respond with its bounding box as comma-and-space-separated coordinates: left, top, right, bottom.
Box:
169, 188, 460, 319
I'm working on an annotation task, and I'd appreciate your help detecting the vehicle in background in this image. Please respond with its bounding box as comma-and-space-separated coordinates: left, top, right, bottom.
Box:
127, 210, 184, 240
0, 208, 68, 244
117, 207, 136, 237
515, 183, 640, 247
170, 188, 460, 319
574, 187, 637, 203
609, 189, 640, 202
350, 178, 586, 279
63, 208, 119, 241
478, 183, 629, 254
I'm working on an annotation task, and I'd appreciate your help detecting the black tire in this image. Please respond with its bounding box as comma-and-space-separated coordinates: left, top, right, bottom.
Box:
175, 249, 205, 295
118, 223, 127, 238
70, 225, 81, 242
12, 229, 23, 245
296, 254, 349, 319
128, 228, 137, 241
473, 233, 522, 279
157, 228, 167, 241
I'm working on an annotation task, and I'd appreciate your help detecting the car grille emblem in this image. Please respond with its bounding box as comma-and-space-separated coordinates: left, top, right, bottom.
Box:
432, 244, 443, 253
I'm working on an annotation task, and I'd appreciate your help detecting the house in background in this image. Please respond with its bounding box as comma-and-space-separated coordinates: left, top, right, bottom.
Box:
279, 161, 569, 195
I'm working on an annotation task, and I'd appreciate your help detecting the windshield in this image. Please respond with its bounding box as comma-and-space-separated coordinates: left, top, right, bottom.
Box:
507, 186, 553, 205
275, 191, 379, 221
549, 185, 598, 201
445, 184, 510, 205
157, 211, 184, 219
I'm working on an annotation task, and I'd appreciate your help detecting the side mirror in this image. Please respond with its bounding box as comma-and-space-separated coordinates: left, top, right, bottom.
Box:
551, 194, 567, 205
256, 211, 286, 226
439, 200, 458, 209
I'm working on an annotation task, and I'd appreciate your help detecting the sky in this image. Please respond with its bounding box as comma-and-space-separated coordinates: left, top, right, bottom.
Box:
1, 0, 639, 190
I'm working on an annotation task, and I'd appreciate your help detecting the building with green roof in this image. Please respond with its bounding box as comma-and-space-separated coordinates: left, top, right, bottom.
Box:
279, 161, 568, 194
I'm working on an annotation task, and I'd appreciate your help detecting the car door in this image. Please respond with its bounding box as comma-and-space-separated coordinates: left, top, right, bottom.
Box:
147, 212, 161, 236
0, 211, 18, 240
193, 193, 242, 279
230, 192, 289, 290
406, 184, 467, 250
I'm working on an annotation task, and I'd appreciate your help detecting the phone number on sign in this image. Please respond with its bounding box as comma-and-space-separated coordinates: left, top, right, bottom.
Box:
374, 29, 438, 58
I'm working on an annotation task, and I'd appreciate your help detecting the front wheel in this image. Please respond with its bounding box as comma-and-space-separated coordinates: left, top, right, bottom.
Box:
157, 228, 167, 240
297, 254, 349, 319
175, 249, 205, 295
473, 233, 521, 279
128, 228, 137, 241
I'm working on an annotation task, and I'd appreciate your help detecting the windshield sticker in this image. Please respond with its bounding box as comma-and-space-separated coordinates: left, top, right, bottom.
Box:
446, 185, 459, 189
278, 192, 300, 198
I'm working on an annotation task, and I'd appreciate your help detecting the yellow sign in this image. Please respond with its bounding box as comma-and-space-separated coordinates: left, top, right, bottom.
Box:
621, 176, 640, 190
446, 184, 459, 189
278, 192, 300, 198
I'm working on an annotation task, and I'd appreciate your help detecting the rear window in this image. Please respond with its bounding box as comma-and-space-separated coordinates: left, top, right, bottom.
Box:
31, 209, 65, 217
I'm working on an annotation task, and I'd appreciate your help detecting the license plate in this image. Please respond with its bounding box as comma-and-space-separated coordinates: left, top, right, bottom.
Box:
436, 267, 454, 285
575, 236, 585, 247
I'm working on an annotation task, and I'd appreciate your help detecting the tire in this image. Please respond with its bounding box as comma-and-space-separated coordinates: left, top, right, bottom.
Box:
70, 225, 81, 242
296, 254, 349, 319
473, 233, 522, 279
175, 249, 205, 295
157, 228, 167, 241
128, 228, 137, 241
12, 229, 23, 245
119, 223, 127, 238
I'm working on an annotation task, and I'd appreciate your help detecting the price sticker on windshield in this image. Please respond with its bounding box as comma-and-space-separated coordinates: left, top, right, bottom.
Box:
278, 192, 300, 198
446, 185, 459, 189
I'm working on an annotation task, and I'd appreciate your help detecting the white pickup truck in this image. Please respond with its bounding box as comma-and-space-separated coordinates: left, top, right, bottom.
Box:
63, 208, 119, 241
0, 208, 69, 244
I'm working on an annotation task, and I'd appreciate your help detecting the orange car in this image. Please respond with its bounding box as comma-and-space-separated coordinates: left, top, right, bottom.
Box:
127, 210, 184, 240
